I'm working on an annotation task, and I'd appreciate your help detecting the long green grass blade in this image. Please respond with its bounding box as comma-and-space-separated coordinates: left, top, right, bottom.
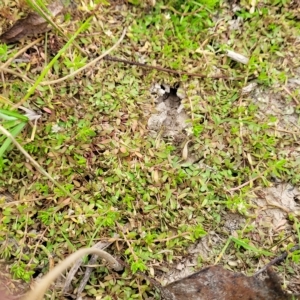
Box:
0, 122, 27, 157
231, 237, 273, 256
0, 109, 29, 121
20, 16, 92, 105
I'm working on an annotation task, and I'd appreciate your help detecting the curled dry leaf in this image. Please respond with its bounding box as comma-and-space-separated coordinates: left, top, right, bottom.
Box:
182, 140, 191, 161
0, 2, 64, 43
163, 265, 299, 300
226, 50, 249, 65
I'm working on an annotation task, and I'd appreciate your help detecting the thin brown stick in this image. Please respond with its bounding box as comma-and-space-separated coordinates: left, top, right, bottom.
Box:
40, 28, 127, 85
104, 55, 238, 79
254, 245, 300, 277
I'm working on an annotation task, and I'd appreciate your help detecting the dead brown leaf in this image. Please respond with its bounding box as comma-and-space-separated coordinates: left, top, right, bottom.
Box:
0, 2, 64, 43
163, 265, 299, 300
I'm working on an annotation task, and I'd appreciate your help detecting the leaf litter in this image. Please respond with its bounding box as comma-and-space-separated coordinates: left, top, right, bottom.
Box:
0, 2, 64, 44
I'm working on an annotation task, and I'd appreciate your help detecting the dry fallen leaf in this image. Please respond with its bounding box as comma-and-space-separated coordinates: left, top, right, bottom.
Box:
0, 2, 64, 43
163, 265, 299, 300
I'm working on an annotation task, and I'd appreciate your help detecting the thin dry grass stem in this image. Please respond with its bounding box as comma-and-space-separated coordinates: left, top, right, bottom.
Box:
38, 244, 55, 271
117, 222, 139, 262
29, 0, 88, 57
153, 232, 190, 243
78, 237, 127, 243
27, 228, 48, 266
40, 28, 127, 85
24, 248, 123, 300
0, 124, 78, 203
226, 174, 263, 193
29, 118, 39, 141
0, 37, 43, 69
237, 95, 251, 171
290, 120, 300, 131
282, 85, 299, 105
2, 195, 54, 206
0, 95, 14, 105
161, 5, 203, 17
1, 71, 6, 92
18, 212, 29, 263
275, 128, 298, 135
187, 95, 194, 120
0, 67, 34, 83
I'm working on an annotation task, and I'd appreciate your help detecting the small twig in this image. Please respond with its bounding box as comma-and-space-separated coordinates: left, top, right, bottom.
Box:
290, 120, 300, 131
226, 174, 263, 193
0, 37, 43, 69
254, 245, 300, 277
276, 128, 299, 135
0, 124, 78, 203
263, 200, 291, 214
2, 195, 54, 206
0, 67, 34, 83
104, 55, 239, 79
40, 28, 127, 85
